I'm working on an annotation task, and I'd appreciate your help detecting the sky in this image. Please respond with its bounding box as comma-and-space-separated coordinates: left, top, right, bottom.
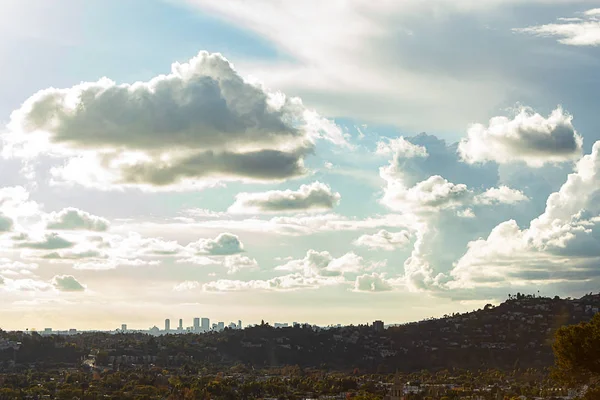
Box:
1, 0, 600, 331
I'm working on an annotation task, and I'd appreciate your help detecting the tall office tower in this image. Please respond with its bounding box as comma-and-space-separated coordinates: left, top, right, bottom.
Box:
238, 320, 242, 330
121, 324, 127, 332
193, 317, 200, 332
165, 319, 170, 331
217, 321, 225, 331
201, 317, 210, 332
178, 319, 183, 331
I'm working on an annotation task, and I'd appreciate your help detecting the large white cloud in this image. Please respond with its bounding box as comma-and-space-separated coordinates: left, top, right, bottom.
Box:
4, 51, 347, 190
515, 9, 600, 46
449, 140, 600, 289
228, 181, 340, 214
459, 107, 583, 167
46, 207, 109, 231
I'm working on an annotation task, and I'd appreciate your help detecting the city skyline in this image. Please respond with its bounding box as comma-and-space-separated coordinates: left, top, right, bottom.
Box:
2, 1, 600, 328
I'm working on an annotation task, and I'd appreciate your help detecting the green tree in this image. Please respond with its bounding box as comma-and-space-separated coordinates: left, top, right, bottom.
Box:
552, 313, 600, 385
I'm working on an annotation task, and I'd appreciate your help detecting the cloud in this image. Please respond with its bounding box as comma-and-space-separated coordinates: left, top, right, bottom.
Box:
187, 232, 244, 255
197, 249, 378, 292
73, 258, 160, 270
459, 107, 583, 167
353, 273, 397, 292
41, 250, 105, 260
201, 273, 344, 292
449, 140, 600, 289
51, 275, 85, 292
0, 278, 53, 292
17, 233, 75, 250
184, 0, 545, 132
0, 214, 14, 232
223, 254, 258, 274
353, 229, 411, 251
515, 9, 600, 46
474, 186, 529, 205
376, 137, 428, 159
173, 280, 202, 291
275, 249, 372, 277
380, 133, 498, 189
5, 51, 347, 190
228, 181, 340, 214
46, 207, 109, 231
381, 175, 473, 214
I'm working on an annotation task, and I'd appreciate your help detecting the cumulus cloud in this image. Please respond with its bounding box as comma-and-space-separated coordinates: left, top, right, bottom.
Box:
46, 207, 109, 231
51, 275, 85, 292
187, 232, 244, 255
17, 233, 75, 250
228, 181, 340, 214
223, 254, 258, 274
353, 229, 411, 251
376, 137, 428, 158
173, 280, 202, 292
275, 250, 371, 277
5, 51, 347, 190
381, 175, 473, 214
449, 140, 600, 289
353, 272, 396, 292
459, 107, 582, 167
515, 9, 600, 46
474, 186, 529, 205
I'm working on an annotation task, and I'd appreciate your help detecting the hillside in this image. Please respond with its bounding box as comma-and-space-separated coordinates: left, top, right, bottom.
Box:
2, 293, 600, 373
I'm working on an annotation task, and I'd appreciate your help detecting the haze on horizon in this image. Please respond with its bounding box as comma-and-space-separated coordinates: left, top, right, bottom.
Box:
2, 0, 600, 331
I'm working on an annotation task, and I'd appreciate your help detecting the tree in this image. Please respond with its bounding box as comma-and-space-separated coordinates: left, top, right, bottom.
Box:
552, 313, 600, 386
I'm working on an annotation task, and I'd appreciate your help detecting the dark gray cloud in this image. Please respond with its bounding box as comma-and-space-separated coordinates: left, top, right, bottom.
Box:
228, 181, 340, 214
118, 148, 310, 186
8, 52, 333, 189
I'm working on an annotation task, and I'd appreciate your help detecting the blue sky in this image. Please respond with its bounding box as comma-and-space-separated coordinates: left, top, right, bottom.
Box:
1, 0, 600, 330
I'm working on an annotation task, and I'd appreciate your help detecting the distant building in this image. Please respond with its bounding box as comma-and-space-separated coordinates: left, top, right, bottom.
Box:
238, 320, 242, 329
165, 319, 170, 331
121, 324, 127, 332
274, 322, 289, 328
43, 328, 52, 335
228, 322, 237, 329
201, 317, 210, 332
194, 317, 200, 332
69, 329, 77, 335
178, 319, 183, 330
373, 320, 384, 332
217, 321, 225, 331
